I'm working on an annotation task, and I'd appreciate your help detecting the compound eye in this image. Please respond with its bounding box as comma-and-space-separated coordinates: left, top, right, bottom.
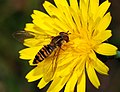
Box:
65, 36, 69, 42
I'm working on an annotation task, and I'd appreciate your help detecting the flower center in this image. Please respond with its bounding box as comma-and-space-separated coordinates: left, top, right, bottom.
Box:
68, 33, 96, 55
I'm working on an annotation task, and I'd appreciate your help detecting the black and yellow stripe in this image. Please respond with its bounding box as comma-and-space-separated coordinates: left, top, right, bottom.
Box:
33, 44, 55, 64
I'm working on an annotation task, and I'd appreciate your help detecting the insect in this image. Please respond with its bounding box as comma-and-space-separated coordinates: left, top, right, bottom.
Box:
13, 31, 70, 64
33, 31, 70, 64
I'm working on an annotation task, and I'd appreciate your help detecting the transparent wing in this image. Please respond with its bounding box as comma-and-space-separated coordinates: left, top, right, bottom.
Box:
43, 47, 61, 82
13, 30, 53, 43
13, 30, 35, 43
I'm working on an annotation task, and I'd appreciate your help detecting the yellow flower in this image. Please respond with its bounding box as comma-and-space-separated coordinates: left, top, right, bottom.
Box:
19, 0, 117, 92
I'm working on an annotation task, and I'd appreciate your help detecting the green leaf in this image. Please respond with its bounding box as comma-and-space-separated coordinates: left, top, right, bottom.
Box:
115, 51, 120, 58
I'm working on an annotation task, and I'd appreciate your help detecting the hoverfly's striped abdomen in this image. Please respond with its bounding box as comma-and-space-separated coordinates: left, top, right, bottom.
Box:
33, 45, 55, 64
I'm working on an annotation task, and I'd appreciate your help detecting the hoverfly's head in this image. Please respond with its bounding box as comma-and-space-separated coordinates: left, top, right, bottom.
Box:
59, 31, 70, 42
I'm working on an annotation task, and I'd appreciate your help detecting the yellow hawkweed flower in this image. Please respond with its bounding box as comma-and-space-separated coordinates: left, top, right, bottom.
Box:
19, 0, 117, 92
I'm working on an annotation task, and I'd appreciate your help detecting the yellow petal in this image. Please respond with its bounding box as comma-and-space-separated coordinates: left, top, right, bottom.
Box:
24, 22, 60, 42
31, 14, 50, 31
93, 30, 112, 43
94, 58, 109, 75
37, 78, 48, 89
42, 56, 57, 82
56, 56, 80, 77
96, 12, 112, 32
24, 23, 47, 36
33, 62, 44, 75
56, 64, 72, 77
43, 1, 56, 16
64, 71, 78, 92
32, 14, 62, 36
26, 62, 45, 82
47, 77, 62, 92
33, 10, 49, 18
89, 0, 99, 15
56, 62, 74, 77
70, 0, 78, 12
79, 0, 88, 28
57, 53, 74, 67
54, 0, 69, 8
43, 17, 67, 33
80, 0, 89, 9
69, 7, 81, 33
43, 1, 72, 32
19, 46, 41, 59
43, 1, 66, 23
89, 52, 109, 75
24, 23, 37, 33
54, 0, 76, 31
24, 38, 50, 47
59, 6, 76, 32
95, 43, 118, 56
31, 12, 51, 31
47, 75, 70, 92
86, 61, 100, 88
25, 67, 43, 82
77, 70, 86, 92
93, 0, 111, 21
52, 18, 70, 32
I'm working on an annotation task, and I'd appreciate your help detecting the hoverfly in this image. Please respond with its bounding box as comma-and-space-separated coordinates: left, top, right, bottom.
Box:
13, 30, 70, 63
13, 30, 70, 81
33, 32, 69, 64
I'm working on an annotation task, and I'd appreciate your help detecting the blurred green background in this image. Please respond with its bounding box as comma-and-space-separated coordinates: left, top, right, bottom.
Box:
0, 0, 120, 92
